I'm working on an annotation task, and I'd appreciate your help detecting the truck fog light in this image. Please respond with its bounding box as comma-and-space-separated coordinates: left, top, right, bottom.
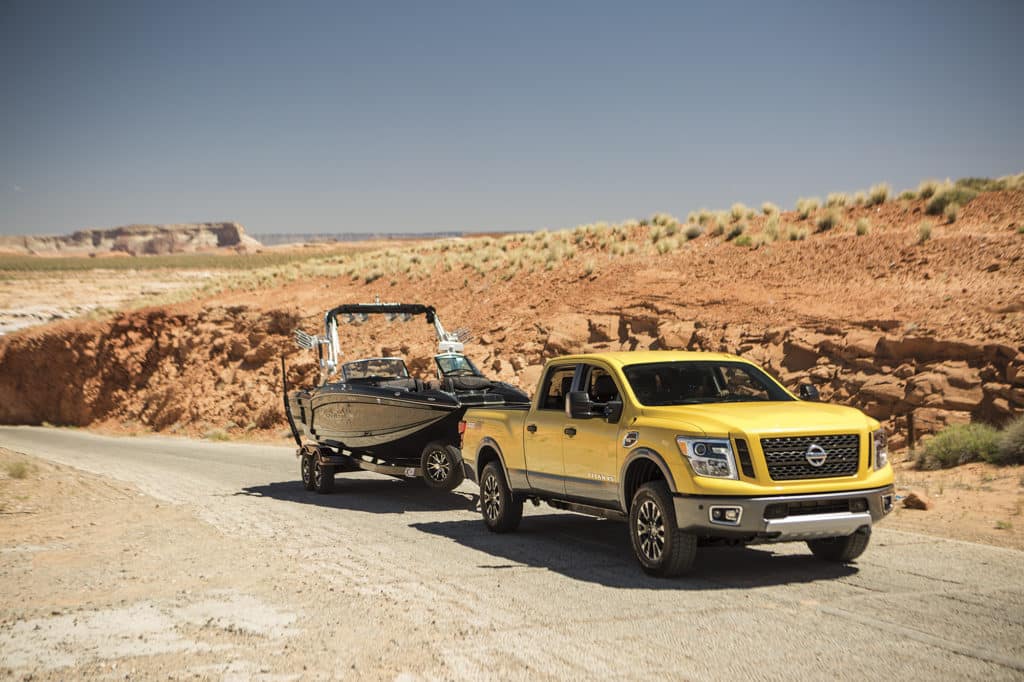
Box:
882, 495, 893, 513
710, 506, 742, 525
850, 498, 868, 513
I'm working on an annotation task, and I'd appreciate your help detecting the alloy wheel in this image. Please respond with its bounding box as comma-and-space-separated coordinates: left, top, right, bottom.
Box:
482, 474, 501, 521
636, 499, 665, 562
426, 449, 451, 482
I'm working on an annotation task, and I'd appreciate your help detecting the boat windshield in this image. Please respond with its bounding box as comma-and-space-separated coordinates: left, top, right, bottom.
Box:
621, 361, 792, 406
342, 358, 410, 381
435, 354, 481, 377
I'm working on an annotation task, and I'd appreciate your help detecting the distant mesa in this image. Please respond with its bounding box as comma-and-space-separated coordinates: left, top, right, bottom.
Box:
0, 222, 262, 256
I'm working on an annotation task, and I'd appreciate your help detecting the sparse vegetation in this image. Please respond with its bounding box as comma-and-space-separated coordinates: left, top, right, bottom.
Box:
761, 202, 779, 215
916, 423, 1000, 469
826, 192, 848, 208
944, 202, 960, 224
733, 235, 753, 247
816, 210, 840, 232
795, 197, 820, 219
917, 220, 933, 244
993, 416, 1024, 465
684, 224, 704, 240
5, 461, 32, 479
788, 227, 808, 241
855, 218, 871, 236
726, 223, 746, 241
852, 191, 867, 206
729, 203, 749, 222
204, 428, 231, 441
898, 189, 917, 201
917, 179, 941, 199
926, 185, 978, 216
867, 182, 890, 206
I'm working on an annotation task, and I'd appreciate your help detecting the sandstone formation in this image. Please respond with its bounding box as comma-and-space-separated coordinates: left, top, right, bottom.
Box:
0, 222, 261, 256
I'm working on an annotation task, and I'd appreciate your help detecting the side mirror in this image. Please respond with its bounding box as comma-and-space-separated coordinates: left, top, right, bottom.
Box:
603, 400, 624, 424
798, 384, 820, 401
566, 391, 594, 419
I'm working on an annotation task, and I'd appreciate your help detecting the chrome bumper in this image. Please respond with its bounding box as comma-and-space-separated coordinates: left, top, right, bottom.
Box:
672, 485, 895, 542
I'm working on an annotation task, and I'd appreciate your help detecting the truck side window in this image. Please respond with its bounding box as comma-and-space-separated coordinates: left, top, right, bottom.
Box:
584, 366, 620, 404
538, 365, 577, 410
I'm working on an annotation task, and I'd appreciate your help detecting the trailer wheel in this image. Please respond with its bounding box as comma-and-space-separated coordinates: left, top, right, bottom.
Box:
300, 452, 315, 491
313, 458, 335, 494
421, 441, 465, 491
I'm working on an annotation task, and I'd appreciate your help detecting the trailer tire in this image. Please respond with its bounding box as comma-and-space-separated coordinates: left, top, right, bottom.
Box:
421, 442, 465, 491
300, 452, 315, 491
313, 459, 335, 494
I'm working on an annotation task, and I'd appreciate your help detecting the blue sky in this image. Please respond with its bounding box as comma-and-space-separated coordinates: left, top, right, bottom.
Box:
2, 0, 1021, 235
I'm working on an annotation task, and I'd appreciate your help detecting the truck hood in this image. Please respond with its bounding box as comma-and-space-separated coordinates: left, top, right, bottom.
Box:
638, 400, 875, 438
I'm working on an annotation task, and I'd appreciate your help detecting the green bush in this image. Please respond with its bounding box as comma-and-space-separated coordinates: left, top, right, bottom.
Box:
733, 235, 753, 247
993, 416, 1024, 465
916, 423, 1000, 469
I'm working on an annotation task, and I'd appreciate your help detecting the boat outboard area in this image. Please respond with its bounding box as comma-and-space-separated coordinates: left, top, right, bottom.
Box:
282, 299, 528, 491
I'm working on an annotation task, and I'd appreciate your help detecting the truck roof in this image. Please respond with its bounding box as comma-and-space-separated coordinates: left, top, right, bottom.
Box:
552, 350, 750, 367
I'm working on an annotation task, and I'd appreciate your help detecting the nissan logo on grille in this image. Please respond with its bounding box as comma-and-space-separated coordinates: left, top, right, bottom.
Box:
805, 444, 828, 467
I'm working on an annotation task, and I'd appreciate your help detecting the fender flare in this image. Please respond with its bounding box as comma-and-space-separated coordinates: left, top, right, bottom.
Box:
474, 437, 510, 483
618, 447, 679, 511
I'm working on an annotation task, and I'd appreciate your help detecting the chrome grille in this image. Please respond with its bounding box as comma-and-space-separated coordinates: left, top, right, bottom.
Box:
759, 434, 860, 481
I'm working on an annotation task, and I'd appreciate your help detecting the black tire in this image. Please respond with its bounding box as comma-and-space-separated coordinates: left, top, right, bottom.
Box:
313, 458, 335, 494
421, 442, 466, 491
628, 481, 697, 577
479, 462, 523, 533
300, 452, 315, 491
807, 529, 871, 563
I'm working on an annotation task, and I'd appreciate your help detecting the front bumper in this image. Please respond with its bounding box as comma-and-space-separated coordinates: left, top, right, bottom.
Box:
672, 485, 895, 542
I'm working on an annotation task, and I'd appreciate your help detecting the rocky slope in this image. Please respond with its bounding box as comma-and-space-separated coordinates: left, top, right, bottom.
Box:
0, 222, 261, 256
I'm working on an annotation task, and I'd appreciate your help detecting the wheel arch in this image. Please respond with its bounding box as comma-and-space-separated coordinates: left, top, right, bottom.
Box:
619, 448, 678, 512
475, 437, 509, 484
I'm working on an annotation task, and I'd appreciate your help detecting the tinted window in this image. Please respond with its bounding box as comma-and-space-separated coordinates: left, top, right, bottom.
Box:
583, 365, 620, 403
538, 365, 577, 411
622, 361, 791, 406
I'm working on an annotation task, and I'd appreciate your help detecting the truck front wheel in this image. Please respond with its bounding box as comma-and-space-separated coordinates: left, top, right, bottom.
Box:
480, 462, 522, 533
629, 482, 697, 577
806, 529, 870, 562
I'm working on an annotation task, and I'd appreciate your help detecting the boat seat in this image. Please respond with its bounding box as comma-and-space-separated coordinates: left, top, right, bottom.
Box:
447, 375, 493, 391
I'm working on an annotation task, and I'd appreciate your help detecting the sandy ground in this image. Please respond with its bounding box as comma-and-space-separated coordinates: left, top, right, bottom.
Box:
0, 270, 214, 335
1, 427, 1023, 680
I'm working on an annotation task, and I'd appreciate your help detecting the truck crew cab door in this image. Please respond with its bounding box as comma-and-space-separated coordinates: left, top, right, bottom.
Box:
562, 362, 623, 504
523, 363, 578, 494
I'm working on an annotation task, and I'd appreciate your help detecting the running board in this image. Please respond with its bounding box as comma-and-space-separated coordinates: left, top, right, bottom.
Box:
547, 499, 626, 521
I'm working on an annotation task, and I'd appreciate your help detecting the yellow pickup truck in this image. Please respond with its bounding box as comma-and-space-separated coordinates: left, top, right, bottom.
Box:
460, 351, 895, 577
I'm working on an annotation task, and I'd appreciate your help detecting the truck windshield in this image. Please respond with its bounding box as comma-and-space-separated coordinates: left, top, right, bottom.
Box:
622, 361, 792, 406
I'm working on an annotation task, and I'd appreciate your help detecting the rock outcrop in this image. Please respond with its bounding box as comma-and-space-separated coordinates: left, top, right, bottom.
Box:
0, 222, 260, 256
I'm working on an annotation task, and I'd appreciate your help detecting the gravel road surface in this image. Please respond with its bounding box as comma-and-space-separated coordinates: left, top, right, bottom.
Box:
1, 426, 1022, 680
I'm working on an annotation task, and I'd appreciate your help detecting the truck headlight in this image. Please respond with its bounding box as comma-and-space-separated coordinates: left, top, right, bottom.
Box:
872, 428, 888, 470
676, 436, 738, 480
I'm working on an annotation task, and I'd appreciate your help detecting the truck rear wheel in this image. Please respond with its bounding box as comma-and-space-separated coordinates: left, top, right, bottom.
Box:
480, 462, 522, 533
421, 442, 465, 491
300, 452, 315, 491
629, 482, 697, 577
807, 529, 870, 562
313, 459, 335, 494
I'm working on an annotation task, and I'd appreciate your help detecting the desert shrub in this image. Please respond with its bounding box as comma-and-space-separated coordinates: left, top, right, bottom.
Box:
761, 201, 779, 215
898, 189, 917, 201
1018, 226, 1024, 234
867, 182, 891, 206
204, 428, 231, 442
917, 220, 933, 243
788, 227, 808, 241
816, 210, 840, 232
826, 192, 848, 208
763, 214, 780, 241
581, 259, 596, 276
852, 191, 867, 206
650, 213, 678, 229
709, 220, 726, 237
944, 202, 960, 223
917, 179, 941, 199
992, 416, 1024, 465
926, 187, 978, 215
916, 423, 1000, 469
730, 203, 748, 222
364, 269, 384, 284
684, 224, 703, 240
692, 209, 714, 226
726, 223, 746, 241
855, 218, 871, 236
796, 197, 820, 219
955, 174, 1024, 193
649, 225, 664, 243
655, 238, 679, 255
5, 461, 31, 479
734, 235, 753, 247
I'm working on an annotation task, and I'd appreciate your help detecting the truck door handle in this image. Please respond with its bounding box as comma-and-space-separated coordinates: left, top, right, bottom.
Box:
526, 424, 537, 433
564, 427, 577, 437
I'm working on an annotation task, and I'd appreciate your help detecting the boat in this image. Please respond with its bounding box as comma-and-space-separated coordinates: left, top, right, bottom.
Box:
283, 301, 528, 492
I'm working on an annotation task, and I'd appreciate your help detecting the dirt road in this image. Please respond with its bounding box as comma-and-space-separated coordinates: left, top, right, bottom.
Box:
2, 426, 1023, 680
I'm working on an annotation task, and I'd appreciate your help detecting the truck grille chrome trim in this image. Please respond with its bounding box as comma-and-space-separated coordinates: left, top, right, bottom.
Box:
760, 434, 860, 481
